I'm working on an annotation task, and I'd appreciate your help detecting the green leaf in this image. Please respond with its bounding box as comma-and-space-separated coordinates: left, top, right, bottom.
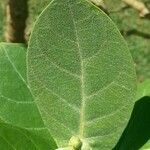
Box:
137, 80, 150, 99
27, 0, 136, 149
113, 96, 150, 150
140, 140, 150, 150
0, 43, 57, 149
0, 122, 55, 150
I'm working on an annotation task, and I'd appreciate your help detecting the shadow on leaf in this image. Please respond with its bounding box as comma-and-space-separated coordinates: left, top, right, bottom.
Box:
114, 96, 150, 150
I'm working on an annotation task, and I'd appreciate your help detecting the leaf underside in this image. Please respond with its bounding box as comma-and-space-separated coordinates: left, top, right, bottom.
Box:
27, 0, 136, 149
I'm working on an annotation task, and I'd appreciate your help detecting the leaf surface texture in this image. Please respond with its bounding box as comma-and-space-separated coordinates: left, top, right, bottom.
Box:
27, 0, 136, 149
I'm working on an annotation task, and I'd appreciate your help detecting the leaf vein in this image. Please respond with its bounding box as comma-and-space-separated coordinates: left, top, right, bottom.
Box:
68, 2, 86, 137
86, 71, 131, 99
42, 109, 75, 135
85, 104, 129, 125
35, 82, 80, 113
0, 93, 34, 104
0, 135, 16, 150
2, 46, 31, 91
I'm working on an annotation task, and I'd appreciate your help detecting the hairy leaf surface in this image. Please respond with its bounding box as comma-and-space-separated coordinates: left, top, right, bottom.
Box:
27, 0, 136, 149
0, 43, 57, 150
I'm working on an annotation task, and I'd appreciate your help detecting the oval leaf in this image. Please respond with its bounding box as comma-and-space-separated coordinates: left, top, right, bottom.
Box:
27, 0, 136, 149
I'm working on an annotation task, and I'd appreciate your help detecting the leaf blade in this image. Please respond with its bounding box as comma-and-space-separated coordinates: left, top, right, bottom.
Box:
27, 0, 136, 149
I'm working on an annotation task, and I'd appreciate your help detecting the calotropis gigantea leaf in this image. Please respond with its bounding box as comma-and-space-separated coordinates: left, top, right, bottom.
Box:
27, 0, 136, 149
0, 43, 57, 149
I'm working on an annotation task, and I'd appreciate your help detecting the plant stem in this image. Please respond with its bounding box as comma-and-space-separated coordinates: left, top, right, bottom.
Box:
5, 0, 28, 43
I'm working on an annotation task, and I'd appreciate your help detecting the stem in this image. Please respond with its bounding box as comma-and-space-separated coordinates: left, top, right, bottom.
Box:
5, 0, 28, 43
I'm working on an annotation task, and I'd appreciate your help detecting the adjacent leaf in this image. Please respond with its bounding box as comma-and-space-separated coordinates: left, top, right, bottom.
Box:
27, 0, 136, 149
137, 80, 150, 99
0, 43, 57, 149
0, 122, 55, 150
140, 140, 150, 150
113, 96, 150, 150
113, 80, 150, 149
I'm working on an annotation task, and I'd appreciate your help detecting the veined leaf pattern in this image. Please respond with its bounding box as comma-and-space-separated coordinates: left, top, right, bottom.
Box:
27, 0, 136, 149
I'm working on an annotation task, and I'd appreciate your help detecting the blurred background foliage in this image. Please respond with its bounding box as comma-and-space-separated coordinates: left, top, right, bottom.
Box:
0, 0, 149, 81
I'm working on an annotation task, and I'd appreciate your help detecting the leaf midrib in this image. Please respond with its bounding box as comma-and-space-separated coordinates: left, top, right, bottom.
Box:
68, 2, 86, 138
